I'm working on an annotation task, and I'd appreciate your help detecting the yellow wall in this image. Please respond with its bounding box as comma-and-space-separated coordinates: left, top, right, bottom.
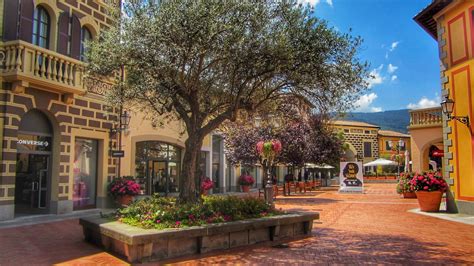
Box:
438, 1, 474, 201
378, 136, 411, 158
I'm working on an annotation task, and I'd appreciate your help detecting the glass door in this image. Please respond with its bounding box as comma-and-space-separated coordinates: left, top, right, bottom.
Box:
150, 161, 167, 194
15, 154, 50, 215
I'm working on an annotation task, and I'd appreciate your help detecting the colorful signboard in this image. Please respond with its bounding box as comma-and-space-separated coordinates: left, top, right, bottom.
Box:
339, 162, 364, 193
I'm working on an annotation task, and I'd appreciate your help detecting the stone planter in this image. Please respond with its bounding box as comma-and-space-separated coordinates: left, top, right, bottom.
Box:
241, 185, 250, 192
415, 190, 443, 212
80, 212, 319, 263
402, 192, 417, 198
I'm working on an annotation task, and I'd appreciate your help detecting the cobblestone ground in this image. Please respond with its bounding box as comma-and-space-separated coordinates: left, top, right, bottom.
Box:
0, 183, 473, 265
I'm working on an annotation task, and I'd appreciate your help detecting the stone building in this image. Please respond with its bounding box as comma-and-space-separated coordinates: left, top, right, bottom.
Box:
0, 0, 121, 221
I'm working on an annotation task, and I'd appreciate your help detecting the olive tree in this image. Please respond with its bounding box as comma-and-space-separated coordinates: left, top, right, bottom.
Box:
87, 0, 368, 203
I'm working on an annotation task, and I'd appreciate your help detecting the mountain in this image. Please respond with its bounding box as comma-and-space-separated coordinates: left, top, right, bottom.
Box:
342, 109, 410, 134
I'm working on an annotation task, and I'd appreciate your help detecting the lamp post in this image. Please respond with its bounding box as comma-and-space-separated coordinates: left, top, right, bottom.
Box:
388, 139, 405, 177
441, 96, 470, 127
111, 110, 131, 178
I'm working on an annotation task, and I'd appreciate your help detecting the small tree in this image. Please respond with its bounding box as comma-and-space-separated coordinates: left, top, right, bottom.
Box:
88, 1, 368, 202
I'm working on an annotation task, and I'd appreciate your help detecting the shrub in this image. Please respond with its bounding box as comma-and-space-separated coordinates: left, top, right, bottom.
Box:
238, 174, 255, 186
116, 195, 281, 229
397, 172, 414, 194
108, 176, 141, 198
409, 171, 447, 192
200, 176, 214, 191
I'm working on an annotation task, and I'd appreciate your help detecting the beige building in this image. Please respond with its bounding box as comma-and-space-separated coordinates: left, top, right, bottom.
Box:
331, 120, 380, 164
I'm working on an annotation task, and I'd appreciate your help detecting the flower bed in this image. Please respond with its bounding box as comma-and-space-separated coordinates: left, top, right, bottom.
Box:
116, 195, 282, 230
80, 195, 318, 262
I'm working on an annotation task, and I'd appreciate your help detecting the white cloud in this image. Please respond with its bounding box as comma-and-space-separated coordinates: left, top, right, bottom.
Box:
389, 41, 399, 52
387, 63, 398, 74
297, 0, 332, 7
366, 64, 384, 88
391, 75, 398, 81
407, 96, 440, 109
354, 93, 383, 112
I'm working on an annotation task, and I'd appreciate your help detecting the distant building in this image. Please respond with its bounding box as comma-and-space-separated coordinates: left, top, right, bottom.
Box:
378, 130, 411, 159
330, 120, 380, 164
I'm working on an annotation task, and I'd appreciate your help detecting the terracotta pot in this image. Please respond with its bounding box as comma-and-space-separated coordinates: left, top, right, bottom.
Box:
241, 185, 250, 192
402, 192, 417, 198
298, 182, 305, 189
415, 190, 443, 212
117, 194, 134, 206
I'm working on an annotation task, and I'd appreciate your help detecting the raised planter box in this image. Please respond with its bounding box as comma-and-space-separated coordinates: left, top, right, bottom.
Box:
79, 212, 319, 263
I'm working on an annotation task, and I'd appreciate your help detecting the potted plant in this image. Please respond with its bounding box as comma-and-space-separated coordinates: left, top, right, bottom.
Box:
409, 171, 447, 212
238, 173, 255, 192
397, 172, 416, 198
108, 176, 141, 206
200, 176, 214, 195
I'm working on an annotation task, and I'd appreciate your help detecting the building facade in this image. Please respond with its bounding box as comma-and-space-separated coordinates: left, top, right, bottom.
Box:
378, 130, 411, 158
0, 0, 120, 221
415, 0, 474, 214
331, 120, 380, 164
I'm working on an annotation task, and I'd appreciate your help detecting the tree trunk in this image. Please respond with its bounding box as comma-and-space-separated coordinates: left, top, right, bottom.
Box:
179, 134, 204, 203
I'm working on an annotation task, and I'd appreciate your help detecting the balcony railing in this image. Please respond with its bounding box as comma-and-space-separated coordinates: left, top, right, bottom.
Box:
408, 107, 443, 129
1, 40, 85, 94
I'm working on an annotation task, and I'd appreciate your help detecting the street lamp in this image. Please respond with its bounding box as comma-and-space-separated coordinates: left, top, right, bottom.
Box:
388, 139, 405, 177
110, 110, 131, 177
441, 96, 470, 127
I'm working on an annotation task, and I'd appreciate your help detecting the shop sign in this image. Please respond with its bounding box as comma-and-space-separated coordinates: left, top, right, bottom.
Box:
17, 139, 50, 147
339, 162, 364, 193
111, 150, 125, 157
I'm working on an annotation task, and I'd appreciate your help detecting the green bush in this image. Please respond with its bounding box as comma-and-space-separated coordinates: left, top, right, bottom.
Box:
116, 195, 282, 229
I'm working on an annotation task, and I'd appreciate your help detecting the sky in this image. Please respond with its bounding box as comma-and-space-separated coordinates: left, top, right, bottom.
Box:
299, 0, 441, 112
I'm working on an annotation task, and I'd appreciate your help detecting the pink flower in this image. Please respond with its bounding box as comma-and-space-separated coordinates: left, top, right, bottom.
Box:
418, 176, 423, 181
156, 219, 161, 223
423, 186, 429, 190
256, 141, 264, 154
175, 221, 181, 227
271, 139, 282, 153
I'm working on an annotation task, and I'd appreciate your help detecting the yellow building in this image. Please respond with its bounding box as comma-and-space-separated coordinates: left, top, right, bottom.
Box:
378, 130, 411, 159
415, 0, 474, 214
330, 120, 380, 164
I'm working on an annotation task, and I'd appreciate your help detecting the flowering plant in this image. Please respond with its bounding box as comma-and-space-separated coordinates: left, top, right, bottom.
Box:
396, 172, 414, 194
238, 174, 255, 186
108, 176, 141, 198
256, 139, 282, 161
409, 171, 447, 192
200, 176, 214, 191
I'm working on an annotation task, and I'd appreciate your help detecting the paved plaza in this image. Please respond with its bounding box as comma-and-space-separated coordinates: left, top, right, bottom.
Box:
0, 183, 473, 265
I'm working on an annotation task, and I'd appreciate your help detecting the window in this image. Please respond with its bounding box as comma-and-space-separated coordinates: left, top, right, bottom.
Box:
80, 27, 92, 61
385, 141, 391, 151
344, 129, 350, 133
364, 130, 370, 134
32, 6, 50, 48
363, 142, 372, 158
351, 128, 363, 133
212, 135, 222, 190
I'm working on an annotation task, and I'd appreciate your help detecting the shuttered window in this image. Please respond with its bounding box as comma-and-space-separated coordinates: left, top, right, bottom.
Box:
80, 27, 92, 61
363, 142, 372, 158
32, 6, 50, 48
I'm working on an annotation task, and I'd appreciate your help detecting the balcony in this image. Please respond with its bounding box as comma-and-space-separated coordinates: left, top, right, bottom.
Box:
408, 107, 443, 129
0, 40, 86, 95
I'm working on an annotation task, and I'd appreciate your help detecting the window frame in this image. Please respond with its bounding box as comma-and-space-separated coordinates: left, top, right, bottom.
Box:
32, 6, 50, 49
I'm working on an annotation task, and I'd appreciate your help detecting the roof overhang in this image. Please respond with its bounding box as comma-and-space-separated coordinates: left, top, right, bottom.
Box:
414, 0, 453, 40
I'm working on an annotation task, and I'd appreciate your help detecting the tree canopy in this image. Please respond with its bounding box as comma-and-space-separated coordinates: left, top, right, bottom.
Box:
87, 0, 369, 202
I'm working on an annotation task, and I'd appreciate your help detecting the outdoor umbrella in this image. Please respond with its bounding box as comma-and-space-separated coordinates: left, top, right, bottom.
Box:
404, 150, 410, 173
363, 158, 398, 167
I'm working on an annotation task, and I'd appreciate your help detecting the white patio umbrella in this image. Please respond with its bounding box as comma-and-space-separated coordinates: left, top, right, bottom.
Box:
404, 150, 410, 173
363, 158, 398, 167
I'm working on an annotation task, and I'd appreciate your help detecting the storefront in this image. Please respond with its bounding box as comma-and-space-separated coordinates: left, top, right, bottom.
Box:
135, 141, 182, 195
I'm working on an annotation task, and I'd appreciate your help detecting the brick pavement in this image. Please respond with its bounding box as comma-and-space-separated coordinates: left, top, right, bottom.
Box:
0, 183, 473, 265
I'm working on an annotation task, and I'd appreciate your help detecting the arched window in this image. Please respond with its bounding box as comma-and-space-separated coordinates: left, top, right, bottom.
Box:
80, 27, 92, 61
32, 6, 50, 48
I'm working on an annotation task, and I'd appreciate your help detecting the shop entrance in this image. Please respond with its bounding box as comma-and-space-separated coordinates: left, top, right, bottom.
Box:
148, 160, 179, 195
14, 154, 50, 215
14, 110, 53, 216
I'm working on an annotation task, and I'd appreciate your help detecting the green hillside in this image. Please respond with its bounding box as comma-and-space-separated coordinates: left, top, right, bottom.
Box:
341, 109, 410, 134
